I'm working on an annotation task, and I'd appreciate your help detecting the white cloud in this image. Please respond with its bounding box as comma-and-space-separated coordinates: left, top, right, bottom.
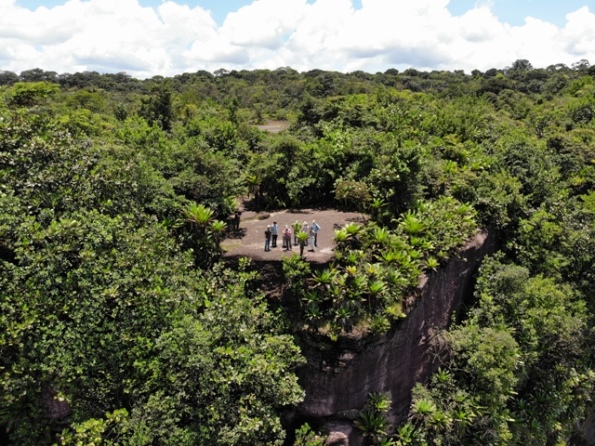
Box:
559, 6, 595, 58
0, 0, 593, 78
220, 0, 304, 49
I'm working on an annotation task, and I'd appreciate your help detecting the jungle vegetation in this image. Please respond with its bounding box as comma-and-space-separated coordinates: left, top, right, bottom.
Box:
1, 59, 595, 445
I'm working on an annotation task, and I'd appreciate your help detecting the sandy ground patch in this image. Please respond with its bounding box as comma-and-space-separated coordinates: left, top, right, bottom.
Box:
222, 208, 366, 263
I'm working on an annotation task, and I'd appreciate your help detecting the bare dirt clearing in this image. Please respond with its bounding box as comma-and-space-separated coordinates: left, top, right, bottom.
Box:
255, 120, 290, 133
222, 208, 366, 263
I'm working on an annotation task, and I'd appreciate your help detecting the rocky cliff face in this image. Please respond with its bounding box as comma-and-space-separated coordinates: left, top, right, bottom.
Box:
293, 230, 497, 444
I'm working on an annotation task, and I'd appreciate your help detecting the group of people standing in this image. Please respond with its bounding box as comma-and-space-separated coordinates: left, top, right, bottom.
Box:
264, 220, 321, 255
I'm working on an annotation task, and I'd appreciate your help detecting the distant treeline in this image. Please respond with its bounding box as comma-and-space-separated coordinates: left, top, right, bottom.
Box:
2, 58, 594, 99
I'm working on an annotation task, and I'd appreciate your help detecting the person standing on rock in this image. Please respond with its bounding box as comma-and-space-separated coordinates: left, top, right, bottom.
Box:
308, 225, 316, 252
271, 221, 279, 248
282, 225, 292, 250
311, 219, 321, 247
264, 225, 272, 251
292, 220, 301, 246
298, 230, 308, 257
233, 210, 241, 232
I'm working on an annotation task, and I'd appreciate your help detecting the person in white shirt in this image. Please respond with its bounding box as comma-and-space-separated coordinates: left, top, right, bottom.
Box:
311, 220, 321, 247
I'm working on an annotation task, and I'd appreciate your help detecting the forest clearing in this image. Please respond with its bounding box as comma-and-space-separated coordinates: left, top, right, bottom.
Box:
222, 207, 365, 262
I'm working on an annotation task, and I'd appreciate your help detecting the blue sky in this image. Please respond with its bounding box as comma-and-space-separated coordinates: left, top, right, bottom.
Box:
15, 0, 591, 27
3, 0, 594, 78
15, 0, 274, 24
447, 0, 593, 27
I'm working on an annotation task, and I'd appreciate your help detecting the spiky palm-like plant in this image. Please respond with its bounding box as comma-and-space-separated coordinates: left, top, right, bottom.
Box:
354, 410, 388, 443
371, 226, 390, 246
345, 250, 363, 265
344, 222, 362, 236
210, 219, 227, 235
302, 290, 323, 306
408, 248, 423, 260
183, 202, 214, 226
349, 275, 367, 294
399, 210, 425, 235
304, 304, 323, 326
346, 265, 358, 276
381, 250, 400, 264
412, 398, 436, 418
297, 231, 309, 256
333, 305, 353, 330
425, 257, 440, 271
368, 197, 388, 223
245, 173, 262, 198
368, 392, 392, 413
385, 270, 408, 288
328, 284, 344, 302
334, 228, 349, 244
368, 280, 387, 297
312, 268, 336, 290
182, 203, 220, 267
365, 262, 382, 277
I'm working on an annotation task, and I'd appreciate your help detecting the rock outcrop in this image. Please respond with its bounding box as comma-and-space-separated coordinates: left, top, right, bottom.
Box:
294, 229, 496, 444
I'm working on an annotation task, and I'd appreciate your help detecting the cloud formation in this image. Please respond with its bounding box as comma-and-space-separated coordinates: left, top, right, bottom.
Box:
1, 0, 594, 78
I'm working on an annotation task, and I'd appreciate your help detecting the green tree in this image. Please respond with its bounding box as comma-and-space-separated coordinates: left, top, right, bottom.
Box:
140, 82, 174, 132
7, 81, 59, 107
403, 257, 595, 444
0, 211, 304, 445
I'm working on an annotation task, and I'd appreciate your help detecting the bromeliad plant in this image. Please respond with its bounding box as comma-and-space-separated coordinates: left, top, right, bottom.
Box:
181, 202, 228, 267
293, 197, 478, 338
354, 392, 393, 445
402, 196, 478, 262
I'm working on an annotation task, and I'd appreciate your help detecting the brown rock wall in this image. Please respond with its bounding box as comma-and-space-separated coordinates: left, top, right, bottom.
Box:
294, 229, 497, 441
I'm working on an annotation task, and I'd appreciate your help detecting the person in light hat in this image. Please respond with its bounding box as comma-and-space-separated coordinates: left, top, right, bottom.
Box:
282, 224, 292, 250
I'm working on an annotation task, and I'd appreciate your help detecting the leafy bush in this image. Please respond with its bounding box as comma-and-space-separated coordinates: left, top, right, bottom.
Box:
292, 197, 477, 338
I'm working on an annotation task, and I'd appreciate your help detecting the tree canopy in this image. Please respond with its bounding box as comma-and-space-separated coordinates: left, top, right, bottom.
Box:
1, 59, 595, 444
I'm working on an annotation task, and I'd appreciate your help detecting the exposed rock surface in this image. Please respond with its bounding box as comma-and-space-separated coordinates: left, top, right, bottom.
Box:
294, 229, 497, 444
326, 430, 349, 445
577, 409, 595, 445
222, 207, 365, 264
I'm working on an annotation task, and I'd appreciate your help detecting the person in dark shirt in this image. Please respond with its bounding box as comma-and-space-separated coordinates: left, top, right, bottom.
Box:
233, 210, 242, 232
264, 225, 272, 251
271, 221, 278, 248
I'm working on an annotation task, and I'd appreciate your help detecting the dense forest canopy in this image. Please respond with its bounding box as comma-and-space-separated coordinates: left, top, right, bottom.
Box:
1, 59, 595, 445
